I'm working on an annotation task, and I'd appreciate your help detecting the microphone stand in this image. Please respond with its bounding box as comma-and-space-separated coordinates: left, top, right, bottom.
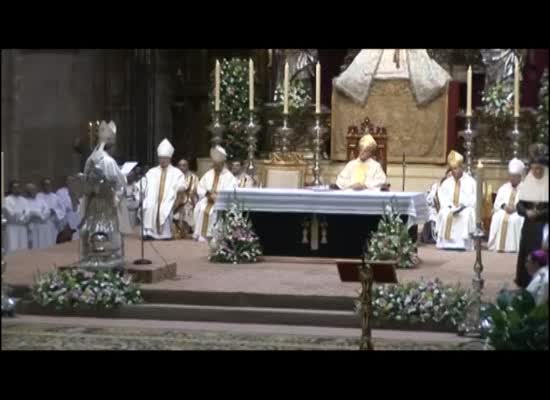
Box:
134, 173, 152, 265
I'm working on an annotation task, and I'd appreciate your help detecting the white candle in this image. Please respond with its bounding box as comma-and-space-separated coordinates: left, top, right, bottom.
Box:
283, 62, 289, 115
215, 60, 221, 112
315, 62, 321, 114
476, 160, 483, 225
514, 56, 520, 117
249, 58, 254, 111
466, 65, 472, 117
268, 49, 273, 68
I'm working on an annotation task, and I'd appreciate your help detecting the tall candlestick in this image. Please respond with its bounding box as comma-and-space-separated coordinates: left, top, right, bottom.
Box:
249, 58, 254, 111
283, 62, 289, 115
466, 65, 473, 117
268, 49, 273, 68
514, 56, 520, 117
215, 60, 221, 112
476, 160, 483, 225
315, 62, 321, 114
1, 152, 4, 209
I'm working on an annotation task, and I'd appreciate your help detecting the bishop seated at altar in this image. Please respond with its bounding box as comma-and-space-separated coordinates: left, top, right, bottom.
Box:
335, 134, 387, 191
139, 138, 187, 240
487, 158, 525, 253
436, 151, 477, 251
193, 146, 237, 242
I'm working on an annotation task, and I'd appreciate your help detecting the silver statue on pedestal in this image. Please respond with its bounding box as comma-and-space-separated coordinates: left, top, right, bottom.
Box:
78, 121, 128, 271
481, 49, 526, 97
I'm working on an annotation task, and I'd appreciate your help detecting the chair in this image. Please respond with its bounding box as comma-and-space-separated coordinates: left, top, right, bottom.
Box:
262, 152, 307, 189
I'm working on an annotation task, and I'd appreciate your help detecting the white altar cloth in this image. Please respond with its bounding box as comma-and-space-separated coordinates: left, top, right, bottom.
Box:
215, 188, 429, 227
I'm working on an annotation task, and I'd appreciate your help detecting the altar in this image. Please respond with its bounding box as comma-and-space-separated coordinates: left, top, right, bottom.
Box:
215, 188, 429, 259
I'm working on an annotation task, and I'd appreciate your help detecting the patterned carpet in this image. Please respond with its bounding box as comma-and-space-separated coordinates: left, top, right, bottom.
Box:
1, 322, 468, 351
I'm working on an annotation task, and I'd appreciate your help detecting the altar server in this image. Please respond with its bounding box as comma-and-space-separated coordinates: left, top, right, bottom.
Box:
24, 183, 51, 249
231, 160, 255, 188
37, 177, 66, 248
172, 158, 199, 239
139, 139, 186, 240
487, 158, 525, 253
336, 134, 387, 191
193, 146, 237, 242
436, 151, 477, 251
3, 180, 29, 253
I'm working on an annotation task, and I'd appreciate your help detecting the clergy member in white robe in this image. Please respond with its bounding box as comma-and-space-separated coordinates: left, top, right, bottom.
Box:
3, 181, 29, 253
193, 146, 237, 242
37, 178, 66, 248
488, 158, 525, 252
25, 183, 51, 249
436, 151, 477, 251
336, 134, 387, 191
56, 176, 81, 241
140, 139, 186, 240
172, 159, 200, 239
231, 160, 255, 188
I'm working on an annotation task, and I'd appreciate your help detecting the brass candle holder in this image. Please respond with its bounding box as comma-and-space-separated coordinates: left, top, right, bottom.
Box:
276, 113, 294, 154
459, 115, 477, 175
207, 111, 225, 148
245, 110, 261, 177
308, 112, 328, 187
508, 115, 521, 159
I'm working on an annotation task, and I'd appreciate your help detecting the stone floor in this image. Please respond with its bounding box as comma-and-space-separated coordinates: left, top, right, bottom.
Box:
2, 316, 477, 351
4, 235, 516, 301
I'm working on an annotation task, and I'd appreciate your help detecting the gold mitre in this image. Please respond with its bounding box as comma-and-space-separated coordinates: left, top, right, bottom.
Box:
447, 150, 464, 168
358, 134, 377, 152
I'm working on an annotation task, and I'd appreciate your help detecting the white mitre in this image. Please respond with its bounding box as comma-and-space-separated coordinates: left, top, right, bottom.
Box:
98, 120, 117, 144
210, 145, 227, 163
508, 158, 525, 175
157, 138, 175, 158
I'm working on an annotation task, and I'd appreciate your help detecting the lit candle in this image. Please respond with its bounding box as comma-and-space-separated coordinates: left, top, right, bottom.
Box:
283, 62, 289, 115
476, 160, 483, 225
268, 49, 273, 68
466, 65, 472, 117
249, 58, 254, 111
514, 56, 520, 117
315, 62, 321, 114
215, 60, 221, 112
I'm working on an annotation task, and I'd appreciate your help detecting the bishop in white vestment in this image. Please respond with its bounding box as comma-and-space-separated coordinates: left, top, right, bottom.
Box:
436, 151, 477, 251
37, 178, 66, 248
3, 181, 29, 253
193, 146, 237, 242
140, 139, 186, 240
25, 183, 51, 249
488, 158, 525, 252
336, 134, 387, 191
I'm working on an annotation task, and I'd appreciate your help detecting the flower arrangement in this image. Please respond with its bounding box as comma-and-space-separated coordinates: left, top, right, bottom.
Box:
366, 202, 417, 269
356, 278, 473, 328
481, 81, 514, 121
209, 192, 262, 264
481, 289, 548, 351
208, 58, 262, 161
273, 79, 312, 114
32, 268, 143, 310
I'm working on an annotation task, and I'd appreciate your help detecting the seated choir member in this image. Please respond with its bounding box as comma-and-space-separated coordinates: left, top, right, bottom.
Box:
231, 160, 255, 188
3, 180, 29, 253
139, 139, 186, 240
336, 134, 387, 191
436, 151, 477, 251
37, 177, 66, 248
487, 158, 525, 252
24, 183, 51, 249
193, 146, 237, 242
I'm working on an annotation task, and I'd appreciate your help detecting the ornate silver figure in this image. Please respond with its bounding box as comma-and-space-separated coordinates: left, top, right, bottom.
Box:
78, 121, 126, 271
272, 49, 319, 100
481, 49, 525, 96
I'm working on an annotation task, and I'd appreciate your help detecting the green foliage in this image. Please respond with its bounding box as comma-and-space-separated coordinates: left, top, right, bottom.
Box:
32, 268, 143, 310
208, 58, 262, 161
356, 278, 473, 328
367, 202, 417, 269
536, 69, 549, 143
209, 192, 262, 264
482, 289, 549, 351
273, 79, 312, 114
